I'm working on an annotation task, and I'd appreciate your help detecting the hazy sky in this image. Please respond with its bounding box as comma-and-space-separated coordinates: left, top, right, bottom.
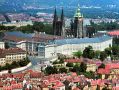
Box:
0, 0, 5, 3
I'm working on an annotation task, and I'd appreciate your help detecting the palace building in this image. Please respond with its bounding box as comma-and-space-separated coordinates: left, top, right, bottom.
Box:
38, 35, 112, 59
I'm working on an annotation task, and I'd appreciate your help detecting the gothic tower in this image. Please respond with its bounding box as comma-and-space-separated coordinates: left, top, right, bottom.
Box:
53, 7, 65, 36
74, 5, 83, 38
53, 7, 58, 35
61, 7, 65, 36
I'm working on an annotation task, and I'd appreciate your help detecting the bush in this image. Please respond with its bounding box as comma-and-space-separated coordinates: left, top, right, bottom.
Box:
66, 63, 74, 67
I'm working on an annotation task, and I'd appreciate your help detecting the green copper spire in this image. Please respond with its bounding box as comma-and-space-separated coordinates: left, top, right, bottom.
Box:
74, 4, 83, 18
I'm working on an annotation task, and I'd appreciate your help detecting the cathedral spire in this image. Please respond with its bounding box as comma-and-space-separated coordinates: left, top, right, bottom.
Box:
54, 7, 57, 21
74, 4, 82, 18
53, 7, 58, 35
61, 7, 65, 37
61, 7, 64, 22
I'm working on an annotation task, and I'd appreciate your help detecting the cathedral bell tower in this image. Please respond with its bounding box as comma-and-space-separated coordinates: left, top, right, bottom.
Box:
74, 5, 83, 38
53, 7, 65, 36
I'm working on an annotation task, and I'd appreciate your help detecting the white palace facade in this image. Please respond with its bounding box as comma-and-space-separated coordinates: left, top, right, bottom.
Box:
38, 35, 112, 59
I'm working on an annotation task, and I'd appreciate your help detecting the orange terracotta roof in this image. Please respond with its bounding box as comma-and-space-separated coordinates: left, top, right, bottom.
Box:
65, 59, 82, 63
13, 73, 25, 79
30, 72, 42, 78
105, 64, 119, 69
108, 30, 119, 36
4, 47, 26, 54
98, 68, 110, 74
0, 47, 26, 58
11, 83, 23, 89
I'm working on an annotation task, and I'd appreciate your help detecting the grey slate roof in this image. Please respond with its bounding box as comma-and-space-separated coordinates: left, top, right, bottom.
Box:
54, 35, 112, 45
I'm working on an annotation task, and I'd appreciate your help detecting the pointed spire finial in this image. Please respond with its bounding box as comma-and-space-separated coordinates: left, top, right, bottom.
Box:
74, 3, 83, 18
78, 3, 80, 8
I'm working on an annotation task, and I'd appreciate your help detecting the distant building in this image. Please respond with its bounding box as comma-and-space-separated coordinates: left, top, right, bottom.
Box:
108, 30, 119, 38
0, 42, 5, 49
3, 31, 64, 56
0, 14, 6, 24
90, 18, 116, 24
3, 21, 33, 27
38, 35, 112, 59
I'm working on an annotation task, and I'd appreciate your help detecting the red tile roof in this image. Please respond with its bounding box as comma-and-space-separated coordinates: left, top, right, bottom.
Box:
13, 73, 25, 79
65, 59, 82, 63
11, 83, 23, 89
98, 68, 110, 74
4, 47, 26, 54
30, 72, 42, 78
0, 47, 26, 58
105, 64, 119, 69
108, 30, 119, 36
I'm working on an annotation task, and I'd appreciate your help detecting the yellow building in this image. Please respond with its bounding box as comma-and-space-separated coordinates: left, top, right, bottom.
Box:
0, 48, 27, 66
86, 63, 97, 72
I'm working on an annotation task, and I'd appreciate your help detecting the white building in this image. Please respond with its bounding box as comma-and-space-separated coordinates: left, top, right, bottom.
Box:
3, 21, 33, 27
0, 42, 5, 49
38, 35, 112, 59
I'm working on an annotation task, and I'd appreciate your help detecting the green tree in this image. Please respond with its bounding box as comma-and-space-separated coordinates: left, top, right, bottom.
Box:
59, 59, 64, 64
5, 42, 10, 49
43, 24, 53, 34
63, 80, 70, 90
100, 51, 107, 61
33, 22, 45, 32
11, 61, 20, 68
0, 66, 2, 71
84, 71, 95, 79
98, 63, 105, 69
71, 63, 80, 72
45, 66, 58, 75
66, 63, 74, 67
105, 48, 111, 56
53, 60, 58, 64
73, 50, 82, 58
79, 62, 87, 73
83, 46, 95, 59
112, 45, 119, 56
94, 50, 101, 59
59, 68, 67, 73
